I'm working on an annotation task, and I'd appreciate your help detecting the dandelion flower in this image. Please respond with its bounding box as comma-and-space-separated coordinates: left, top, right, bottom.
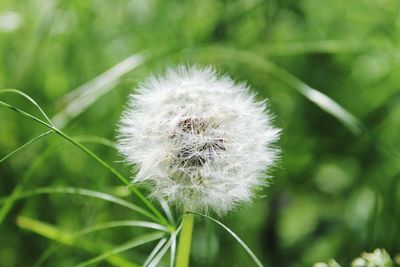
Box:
117, 66, 280, 214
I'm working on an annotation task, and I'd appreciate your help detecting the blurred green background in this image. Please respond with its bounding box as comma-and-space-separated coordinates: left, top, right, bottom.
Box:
1, 0, 400, 266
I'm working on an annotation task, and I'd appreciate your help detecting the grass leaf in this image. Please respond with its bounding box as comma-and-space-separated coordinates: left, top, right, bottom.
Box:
17, 216, 143, 267
0, 88, 53, 125
143, 238, 168, 267
73, 231, 165, 267
0, 130, 53, 164
146, 222, 183, 267
0, 136, 116, 225
261, 61, 363, 135
159, 197, 175, 224
52, 53, 146, 128
0, 144, 64, 225
170, 230, 177, 267
191, 212, 263, 267
0, 186, 158, 222
78, 220, 170, 234
146, 236, 173, 267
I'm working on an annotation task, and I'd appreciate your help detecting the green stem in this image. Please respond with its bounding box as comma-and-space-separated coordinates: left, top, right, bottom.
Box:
176, 213, 194, 267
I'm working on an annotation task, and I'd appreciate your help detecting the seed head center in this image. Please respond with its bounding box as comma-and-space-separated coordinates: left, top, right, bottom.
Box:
171, 117, 225, 168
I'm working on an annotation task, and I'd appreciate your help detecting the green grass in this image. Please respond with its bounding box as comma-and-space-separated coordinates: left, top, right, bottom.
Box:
1, 0, 400, 266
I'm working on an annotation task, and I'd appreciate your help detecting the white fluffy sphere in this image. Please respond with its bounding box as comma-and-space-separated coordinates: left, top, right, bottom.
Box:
117, 66, 280, 214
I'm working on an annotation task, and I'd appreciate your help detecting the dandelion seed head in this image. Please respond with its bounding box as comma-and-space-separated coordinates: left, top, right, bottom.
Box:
117, 66, 280, 214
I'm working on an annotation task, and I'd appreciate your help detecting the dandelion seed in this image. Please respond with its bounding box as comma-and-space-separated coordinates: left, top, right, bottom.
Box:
117, 66, 280, 214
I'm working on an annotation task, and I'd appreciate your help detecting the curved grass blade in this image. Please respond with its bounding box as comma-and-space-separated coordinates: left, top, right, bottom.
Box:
52, 53, 146, 128
170, 230, 177, 267
0, 98, 134, 188
147, 222, 183, 267
78, 220, 170, 234
73, 231, 165, 267
17, 216, 73, 244
143, 238, 168, 267
147, 238, 173, 267
0, 96, 168, 225
0, 136, 115, 225
0, 186, 158, 222
159, 197, 175, 224
17, 216, 141, 267
27, 219, 169, 266
261, 61, 363, 135
0, 130, 53, 164
0, 88, 53, 125
0, 144, 64, 225
36, 220, 168, 266
31, 219, 170, 267
190, 212, 263, 267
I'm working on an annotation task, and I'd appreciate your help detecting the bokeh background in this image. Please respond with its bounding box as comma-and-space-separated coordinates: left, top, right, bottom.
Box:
1, 0, 400, 266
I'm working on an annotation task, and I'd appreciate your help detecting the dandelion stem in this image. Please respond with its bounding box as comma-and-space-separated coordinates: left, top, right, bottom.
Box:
176, 213, 194, 267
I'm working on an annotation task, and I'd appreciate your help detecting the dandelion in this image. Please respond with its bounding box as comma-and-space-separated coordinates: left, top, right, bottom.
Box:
117, 65, 280, 214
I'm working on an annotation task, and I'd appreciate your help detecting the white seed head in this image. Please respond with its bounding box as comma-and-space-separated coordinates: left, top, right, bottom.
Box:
117, 66, 280, 214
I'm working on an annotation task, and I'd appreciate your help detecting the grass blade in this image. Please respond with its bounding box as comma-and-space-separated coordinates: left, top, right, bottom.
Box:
17, 216, 74, 245
0, 186, 158, 222
78, 220, 170, 234
73, 232, 165, 267
159, 197, 175, 224
0, 144, 64, 225
17, 216, 141, 267
147, 222, 183, 267
190, 212, 263, 267
26, 219, 169, 266
260, 61, 363, 135
0, 88, 53, 125
52, 53, 146, 128
147, 236, 173, 267
143, 238, 168, 267
0, 136, 115, 225
0, 130, 53, 164
170, 230, 177, 267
